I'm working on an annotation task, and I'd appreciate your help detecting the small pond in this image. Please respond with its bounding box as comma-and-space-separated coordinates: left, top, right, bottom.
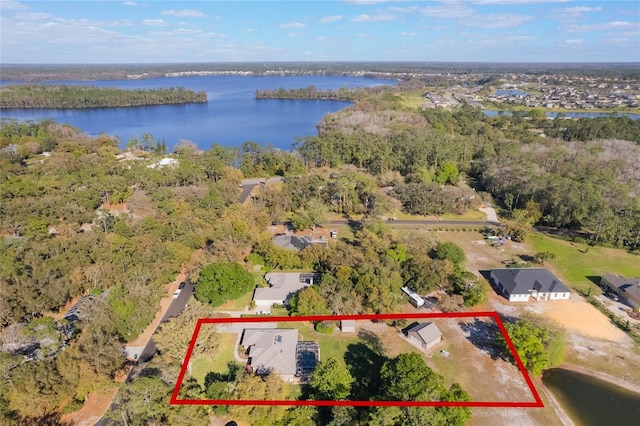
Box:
542, 368, 640, 426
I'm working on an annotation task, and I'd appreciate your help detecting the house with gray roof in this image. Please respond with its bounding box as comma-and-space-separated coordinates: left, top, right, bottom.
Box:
490, 268, 571, 302
601, 275, 640, 312
240, 328, 298, 381
253, 272, 320, 307
272, 234, 329, 251
406, 322, 442, 352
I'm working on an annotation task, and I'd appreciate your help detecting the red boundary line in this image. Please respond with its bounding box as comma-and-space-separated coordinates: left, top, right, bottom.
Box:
170, 311, 543, 408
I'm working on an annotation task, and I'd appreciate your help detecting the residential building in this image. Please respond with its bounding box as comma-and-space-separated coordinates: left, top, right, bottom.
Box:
252, 272, 320, 307
601, 275, 640, 312
241, 329, 298, 381
490, 268, 571, 302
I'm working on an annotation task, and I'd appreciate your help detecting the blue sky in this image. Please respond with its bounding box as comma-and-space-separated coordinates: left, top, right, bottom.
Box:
1, 0, 638, 63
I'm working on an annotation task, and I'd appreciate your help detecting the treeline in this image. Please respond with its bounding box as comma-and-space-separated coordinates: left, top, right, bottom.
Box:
195, 352, 471, 426
543, 115, 640, 143
293, 100, 640, 249
254, 85, 391, 101
0, 84, 207, 109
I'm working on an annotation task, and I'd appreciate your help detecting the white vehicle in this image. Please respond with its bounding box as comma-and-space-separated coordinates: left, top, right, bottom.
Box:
173, 289, 181, 299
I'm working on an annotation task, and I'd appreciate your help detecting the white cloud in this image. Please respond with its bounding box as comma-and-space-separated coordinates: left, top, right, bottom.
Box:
143, 19, 167, 27
280, 22, 305, 28
288, 32, 302, 37
351, 13, 395, 22
357, 33, 368, 38
161, 9, 205, 18
318, 36, 328, 41
564, 39, 584, 44
400, 31, 416, 36
506, 35, 536, 41
389, 6, 419, 14
1, 0, 29, 10
419, 4, 474, 19
471, 0, 570, 4
569, 21, 640, 32
344, 0, 405, 4
123, 1, 137, 6
461, 13, 534, 28
557, 6, 602, 13
319, 15, 343, 23
247, 28, 255, 32
13, 12, 54, 20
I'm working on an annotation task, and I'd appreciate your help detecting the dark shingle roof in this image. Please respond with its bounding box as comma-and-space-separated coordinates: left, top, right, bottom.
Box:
491, 268, 570, 295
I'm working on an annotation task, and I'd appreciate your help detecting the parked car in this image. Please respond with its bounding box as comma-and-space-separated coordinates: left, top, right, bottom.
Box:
256, 310, 271, 315
173, 289, 181, 299
178, 281, 186, 290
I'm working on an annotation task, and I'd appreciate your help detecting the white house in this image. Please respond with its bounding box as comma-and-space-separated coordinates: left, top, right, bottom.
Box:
252, 272, 320, 308
490, 268, 571, 302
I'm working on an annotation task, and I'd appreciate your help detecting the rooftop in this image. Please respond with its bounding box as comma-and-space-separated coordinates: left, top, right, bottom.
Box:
491, 268, 570, 295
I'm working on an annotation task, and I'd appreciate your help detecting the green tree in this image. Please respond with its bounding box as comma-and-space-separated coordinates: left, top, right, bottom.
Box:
534, 251, 556, 265
379, 352, 445, 402
430, 241, 466, 266
499, 318, 564, 375
309, 357, 354, 400
435, 161, 460, 185
289, 286, 330, 316
194, 262, 255, 307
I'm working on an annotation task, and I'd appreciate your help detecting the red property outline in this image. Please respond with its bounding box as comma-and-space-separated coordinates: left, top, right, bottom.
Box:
170, 311, 543, 408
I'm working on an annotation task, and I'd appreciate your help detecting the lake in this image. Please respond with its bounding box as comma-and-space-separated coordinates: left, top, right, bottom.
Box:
542, 368, 640, 425
0, 75, 396, 151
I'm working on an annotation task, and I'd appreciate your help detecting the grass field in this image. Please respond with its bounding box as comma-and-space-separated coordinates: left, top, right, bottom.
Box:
528, 233, 640, 294
191, 332, 239, 386
277, 320, 361, 362
212, 289, 254, 312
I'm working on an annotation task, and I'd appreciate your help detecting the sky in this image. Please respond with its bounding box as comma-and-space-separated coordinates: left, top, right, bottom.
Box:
1, 0, 638, 64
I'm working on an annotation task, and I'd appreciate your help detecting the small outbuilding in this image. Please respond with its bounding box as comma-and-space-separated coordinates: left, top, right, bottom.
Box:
406, 322, 442, 352
340, 320, 356, 333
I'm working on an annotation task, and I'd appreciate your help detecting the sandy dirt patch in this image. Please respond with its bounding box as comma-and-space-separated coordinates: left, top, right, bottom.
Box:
60, 387, 118, 426
528, 294, 631, 343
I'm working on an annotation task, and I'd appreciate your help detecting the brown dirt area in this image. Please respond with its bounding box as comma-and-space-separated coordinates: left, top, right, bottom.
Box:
60, 387, 118, 426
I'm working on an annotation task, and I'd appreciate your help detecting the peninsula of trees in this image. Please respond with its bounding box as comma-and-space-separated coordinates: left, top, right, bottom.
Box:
0, 84, 207, 109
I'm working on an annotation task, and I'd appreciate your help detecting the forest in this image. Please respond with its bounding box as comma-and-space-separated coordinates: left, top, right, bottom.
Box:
1, 77, 639, 424
0, 85, 207, 109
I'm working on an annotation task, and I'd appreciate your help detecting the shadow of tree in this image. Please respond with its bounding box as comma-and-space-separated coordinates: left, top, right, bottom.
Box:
519, 254, 534, 263
343, 342, 387, 401
458, 318, 510, 361
357, 329, 386, 356
18, 413, 73, 426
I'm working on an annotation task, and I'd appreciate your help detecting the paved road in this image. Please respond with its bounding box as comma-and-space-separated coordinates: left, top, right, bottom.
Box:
95, 280, 194, 426
238, 177, 285, 203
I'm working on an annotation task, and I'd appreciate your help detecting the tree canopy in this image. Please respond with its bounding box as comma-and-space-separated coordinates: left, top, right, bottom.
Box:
194, 262, 255, 307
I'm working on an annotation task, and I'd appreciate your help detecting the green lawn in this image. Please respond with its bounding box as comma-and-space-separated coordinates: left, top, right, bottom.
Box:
212, 288, 254, 312
529, 233, 640, 294
191, 333, 239, 386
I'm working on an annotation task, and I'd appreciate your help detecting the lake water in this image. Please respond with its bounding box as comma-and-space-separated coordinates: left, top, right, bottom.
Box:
542, 368, 640, 425
494, 89, 529, 97
0, 75, 396, 151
